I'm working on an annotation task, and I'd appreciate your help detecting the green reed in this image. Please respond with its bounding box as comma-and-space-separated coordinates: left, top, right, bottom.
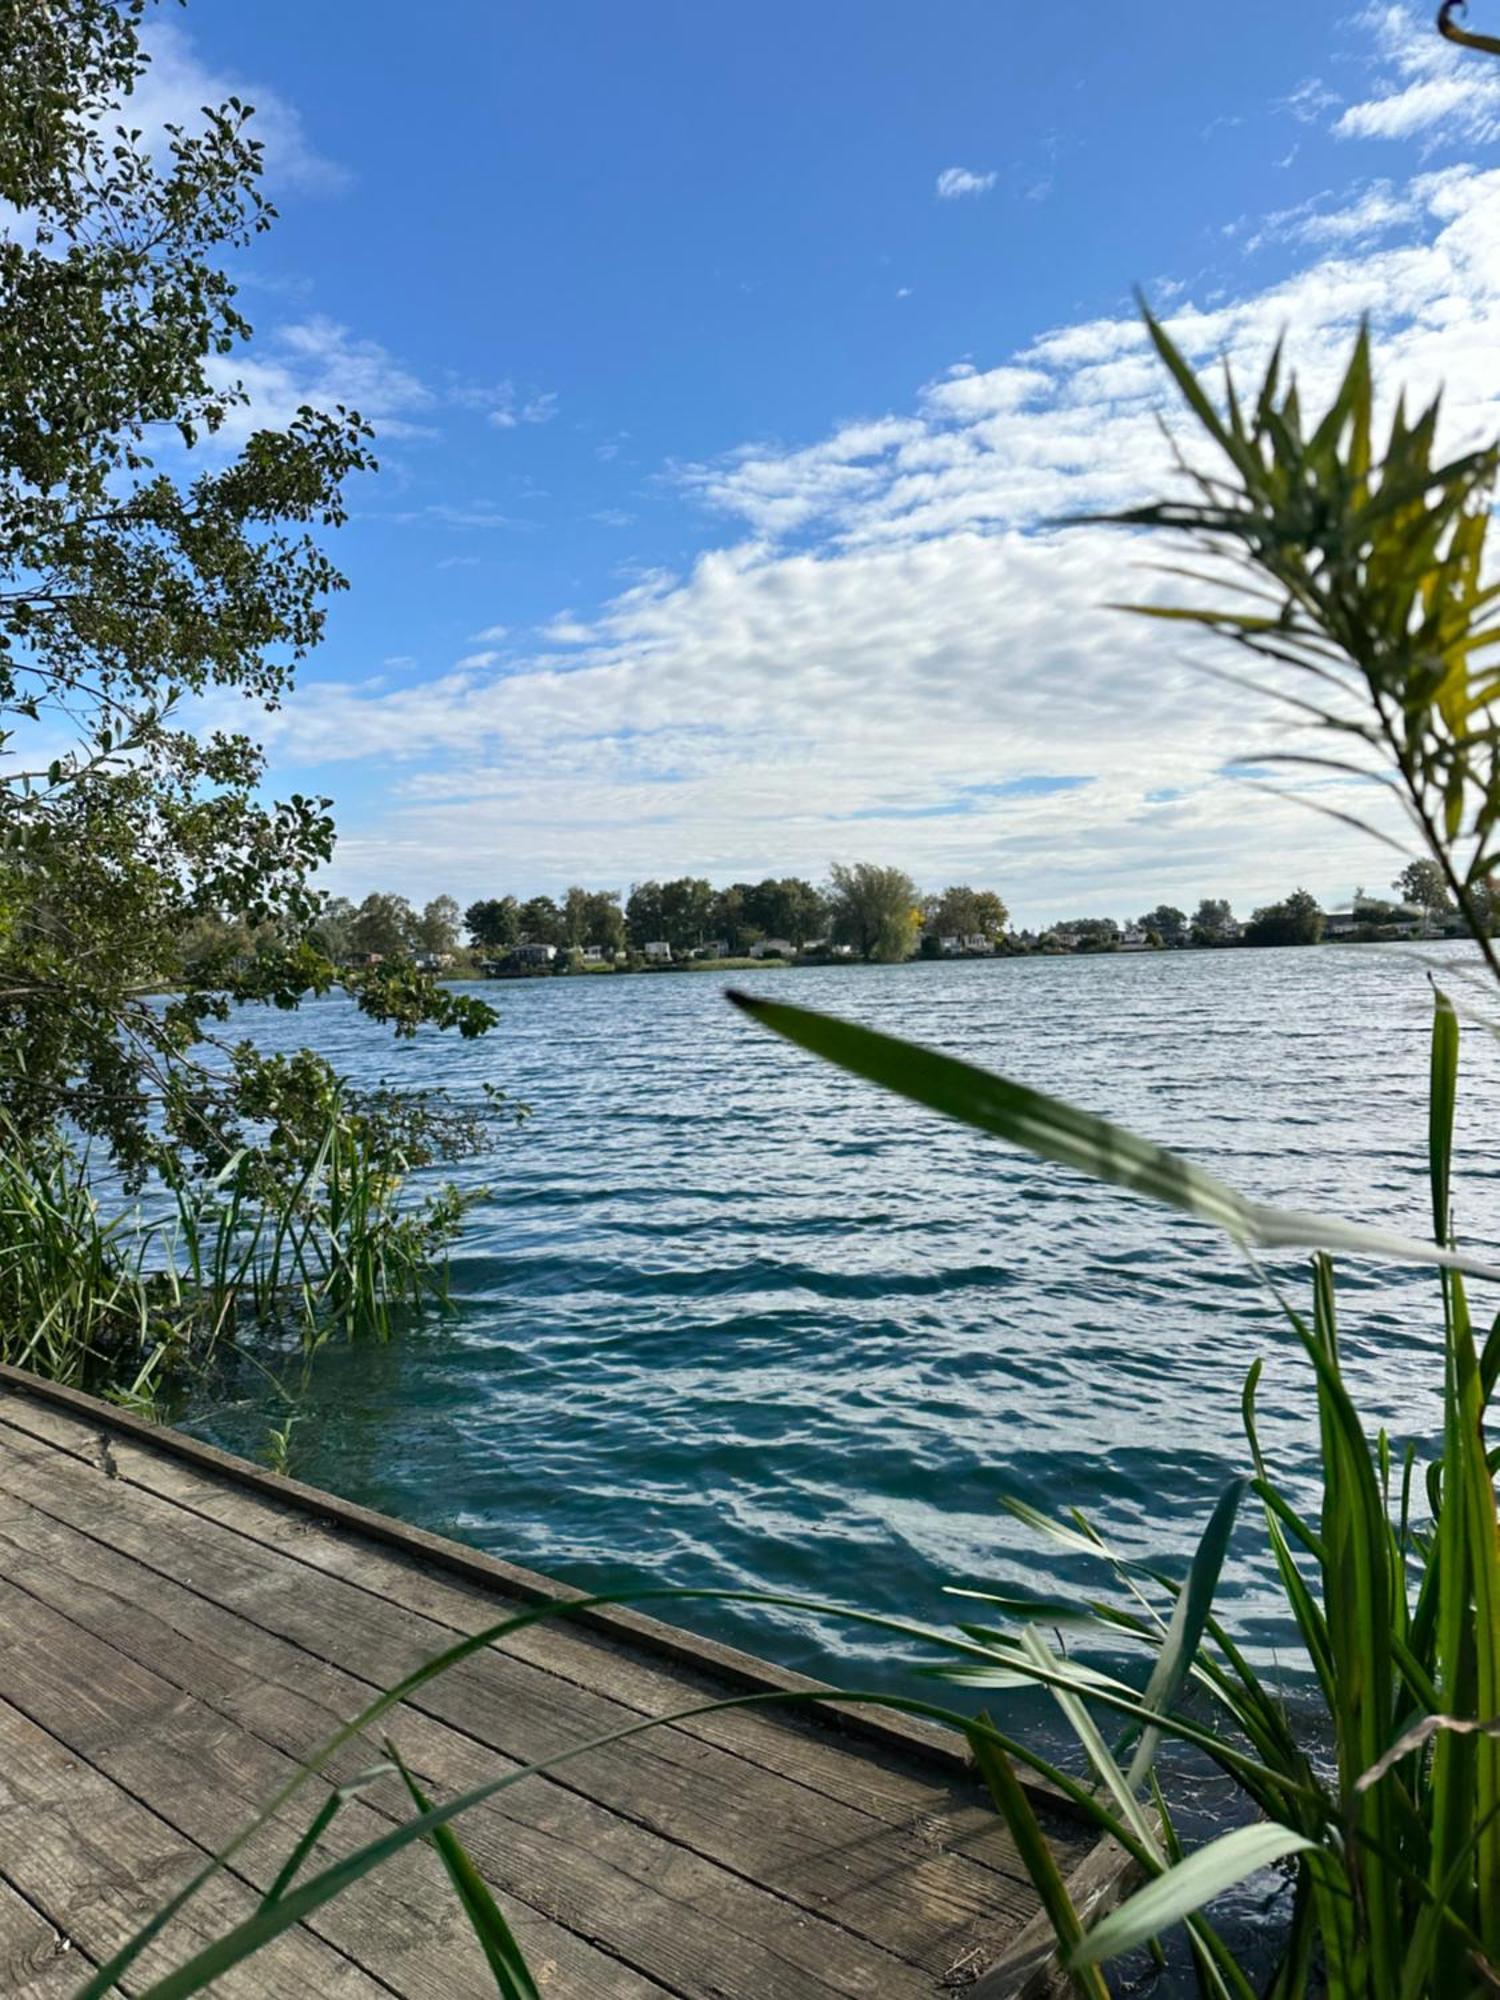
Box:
0, 1092, 468, 1408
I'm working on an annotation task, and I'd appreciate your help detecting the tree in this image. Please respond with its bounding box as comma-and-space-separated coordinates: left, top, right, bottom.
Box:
1393, 860, 1454, 917
312, 896, 358, 961
518, 896, 565, 948
1060, 917, 1120, 950
416, 896, 462, 957
741, 877, 828, 946
562, 886, 625, 954
826, 862, 919, 963
626, 877, 714, 954
926, 886, 1010, 941
0, 1, 493, 1199
346, 893, 416, 960
710, 883, 754, 954
1245, 889, 1325, 946
464, 897, 519, 950
1192, 898, 1235, 942
1138, 904, 1187, 945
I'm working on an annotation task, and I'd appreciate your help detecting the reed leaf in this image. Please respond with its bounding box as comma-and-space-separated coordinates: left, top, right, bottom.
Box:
727, 993, 1500, 1280
1068, 1825, 1316, 1970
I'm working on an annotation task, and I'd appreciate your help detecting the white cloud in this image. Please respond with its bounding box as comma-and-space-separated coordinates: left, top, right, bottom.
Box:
1285, 77, 1340, 125
218, 315, 434, 443
471, 625, 510, 642
1336, 4, 1500, 144
485, 385, 561, 429
1245, 176, 1431, 253
256, 113, 1500, 917
935, 166, 998, 199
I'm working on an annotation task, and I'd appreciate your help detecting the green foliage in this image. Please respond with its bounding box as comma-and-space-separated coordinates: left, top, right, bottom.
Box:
0, 1082, 492, 1402
465, 896, 521, 951
826, 859, 919, 962
729, 982, 1500, 1994
1245, 887, 1325, 946
1395, 858, 1455, 915
728, 305, 1500, 1993
561, 884, 625, 953
737, 875, 828, 947
0, 0, 499, 1398
346, 891, 417, 959
624, 875, 715, 953
1139, 903, 1187, 944
1100, 310, 1500, 973
925, 884, 1010, 941
1193, 897, 1236, 941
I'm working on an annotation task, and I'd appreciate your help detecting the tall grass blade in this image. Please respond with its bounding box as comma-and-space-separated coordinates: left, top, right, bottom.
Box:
965, 1724, 1112, 2000
385, 1741, 540, 1998
727, 993, 1500, 1278
1067, 1825, 1316, 1970
1123, 1478, 1247, 1791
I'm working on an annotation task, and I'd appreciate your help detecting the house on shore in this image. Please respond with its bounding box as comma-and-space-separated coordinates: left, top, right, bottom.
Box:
643, 940, 673, 962
1325, 900, 1425, 940
748, 937, 796, 959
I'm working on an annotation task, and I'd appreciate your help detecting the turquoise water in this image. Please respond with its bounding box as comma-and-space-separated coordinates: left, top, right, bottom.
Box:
189, 942, 1500, 1702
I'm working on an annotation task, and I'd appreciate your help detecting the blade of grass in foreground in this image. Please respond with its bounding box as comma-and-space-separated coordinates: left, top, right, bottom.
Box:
386, 1741, 540, 1998
727, 992, 1500, 1279
1067, 1823, 1316, 1970
966, 1725, 1111, 2000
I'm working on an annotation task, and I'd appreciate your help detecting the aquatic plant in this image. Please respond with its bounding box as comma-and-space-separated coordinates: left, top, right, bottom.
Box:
721, 311, 1500, 1994
0, 1088, 480, 1409
731, 983, 1498, 1996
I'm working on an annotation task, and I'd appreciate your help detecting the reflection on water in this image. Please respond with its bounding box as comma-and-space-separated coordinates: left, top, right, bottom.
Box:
189, 942, 1497, 1697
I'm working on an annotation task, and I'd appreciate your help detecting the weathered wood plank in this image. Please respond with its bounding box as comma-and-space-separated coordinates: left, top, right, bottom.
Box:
0, 1501, 940, 2000
0, 1874, 92, 1998
0, 1695, 387, 1998
0, 1362, 1059, 1787
26, 1399, 1026, 1861
0, 1574, 678, 2000
0, 1409, 1052, 1976
0, 1367, 1122, 1997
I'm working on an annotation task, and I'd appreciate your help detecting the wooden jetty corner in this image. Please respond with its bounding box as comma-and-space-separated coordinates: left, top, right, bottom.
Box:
0, 1362, 1124, 1997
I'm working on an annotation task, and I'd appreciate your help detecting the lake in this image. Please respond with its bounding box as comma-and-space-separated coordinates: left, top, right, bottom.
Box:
188, 941, 1500, 1706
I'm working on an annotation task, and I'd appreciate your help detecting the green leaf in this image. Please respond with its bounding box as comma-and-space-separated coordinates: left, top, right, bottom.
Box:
1123, 1479, 1247, 1791
966, 1725, 1112, 2000
727, 993, 1500, 1279
1068, 1823, 1316, 1968
385, 1741, 540, 1998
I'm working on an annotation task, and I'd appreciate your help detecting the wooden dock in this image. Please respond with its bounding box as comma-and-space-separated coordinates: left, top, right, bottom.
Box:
0, 1364, 1116, 1998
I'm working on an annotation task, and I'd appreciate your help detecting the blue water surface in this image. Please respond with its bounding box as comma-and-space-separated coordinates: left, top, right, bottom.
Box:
186, 944, 1500, 1685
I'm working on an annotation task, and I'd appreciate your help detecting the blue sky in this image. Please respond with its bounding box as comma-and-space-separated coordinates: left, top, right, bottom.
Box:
151, 2, 1500, 922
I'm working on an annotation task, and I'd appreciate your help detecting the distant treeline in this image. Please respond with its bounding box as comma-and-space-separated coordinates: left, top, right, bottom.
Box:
264, 857, 1480, 975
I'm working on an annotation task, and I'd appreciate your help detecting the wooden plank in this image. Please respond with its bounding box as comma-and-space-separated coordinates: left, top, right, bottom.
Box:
0, 1695, 386, 1998
28, 1399, 1024, 1856
0, 1410, 1057, 1977
0, 1573, 677, 2000
0, 1366, 1124, 1994
0, 1874, 92, 1998
0, 1389, 1042, 1873
0, 1361, 1073, 1794
0, 1499, 942, 2000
